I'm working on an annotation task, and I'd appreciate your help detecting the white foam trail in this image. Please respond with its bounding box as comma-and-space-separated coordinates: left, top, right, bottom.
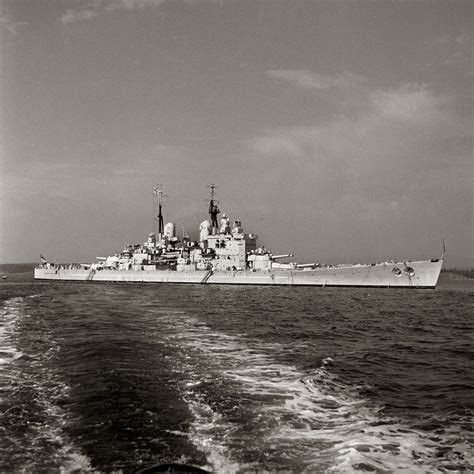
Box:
159, 315, 249, 473
183, 393, 242, 474
0, 296, 92, 472
161, 313, 470, 473
0, 297, 25, 365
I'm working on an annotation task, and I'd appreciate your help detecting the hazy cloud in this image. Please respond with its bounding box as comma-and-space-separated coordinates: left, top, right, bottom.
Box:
247, 74, 472, 261
252, 72, 471, 209
428, 32, 470, 46
60, 8, 99, 25
455, 33, 470, 45
266, 70, 365, 91
0, 13, 27, 34
424, 32, 472, 65
371, 84, 449, 123
428, 34, 451, 45
105, 0, 165, 12
59, 0, 165, 24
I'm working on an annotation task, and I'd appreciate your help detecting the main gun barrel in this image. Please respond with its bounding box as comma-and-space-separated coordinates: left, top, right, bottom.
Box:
271, 254, 293, 260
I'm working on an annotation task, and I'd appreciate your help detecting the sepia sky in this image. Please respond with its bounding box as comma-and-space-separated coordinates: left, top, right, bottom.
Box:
1, 0, 472, 265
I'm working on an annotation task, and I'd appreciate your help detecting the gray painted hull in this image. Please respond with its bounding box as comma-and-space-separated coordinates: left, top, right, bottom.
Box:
34, 259, 443, 288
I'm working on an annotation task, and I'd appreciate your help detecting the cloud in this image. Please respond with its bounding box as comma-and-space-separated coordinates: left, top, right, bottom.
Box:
105, 0, 165, 12
266, 69, 365, 91
247, 74, 472, 260
370, 84, 449, 123
58, 0, 228, 25
59, 0, 165, 24
252, 70, 471, 211
455, 33, 470, 45
60, 8, 99, 25
428, 32, 470, 46
425, 32, 472, 65
428, 34, 451, 45
0, 13, 27, 34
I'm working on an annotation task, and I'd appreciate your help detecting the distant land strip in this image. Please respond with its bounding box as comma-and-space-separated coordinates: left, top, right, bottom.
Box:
441, 268, 474, 279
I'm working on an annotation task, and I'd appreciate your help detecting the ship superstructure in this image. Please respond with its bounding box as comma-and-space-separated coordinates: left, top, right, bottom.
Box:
35, 186, 444, 288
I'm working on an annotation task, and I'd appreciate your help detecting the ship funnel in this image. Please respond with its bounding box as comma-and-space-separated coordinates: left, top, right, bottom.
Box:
164, 222, 176, 239
200, 220, 211, 241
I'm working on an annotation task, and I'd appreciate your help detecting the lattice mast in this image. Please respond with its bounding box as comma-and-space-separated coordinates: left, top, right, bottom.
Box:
207, 183, 220, 234
153, 185, 168, 239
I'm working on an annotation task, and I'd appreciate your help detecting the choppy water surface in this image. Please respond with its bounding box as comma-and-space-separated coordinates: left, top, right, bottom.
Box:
0, 271, 472, 472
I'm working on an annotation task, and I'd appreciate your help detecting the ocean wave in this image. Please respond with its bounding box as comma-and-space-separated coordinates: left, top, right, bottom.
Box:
161, 312, 473, 473
0, 297, 25, 365
0, 295, 92, 472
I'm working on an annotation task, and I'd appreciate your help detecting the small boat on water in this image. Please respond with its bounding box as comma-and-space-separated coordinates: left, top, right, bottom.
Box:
35, 185, 443, 288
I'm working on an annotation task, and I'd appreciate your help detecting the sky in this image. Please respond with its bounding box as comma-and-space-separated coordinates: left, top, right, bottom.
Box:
1, 0, 472, 266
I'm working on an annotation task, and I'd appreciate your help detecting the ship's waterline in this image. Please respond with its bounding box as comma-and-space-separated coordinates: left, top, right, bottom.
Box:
35, 259, 443, 288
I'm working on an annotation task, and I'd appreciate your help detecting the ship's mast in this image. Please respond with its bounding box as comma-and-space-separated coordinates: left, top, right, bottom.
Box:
153, 185, 168, 239
207, 183, 220, 234
181, 222, 189, 240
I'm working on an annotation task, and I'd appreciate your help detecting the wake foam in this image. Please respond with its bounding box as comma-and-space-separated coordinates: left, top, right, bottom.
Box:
0, 297, 25, 365
0, 296, 92, 472
161, 313, 472, 473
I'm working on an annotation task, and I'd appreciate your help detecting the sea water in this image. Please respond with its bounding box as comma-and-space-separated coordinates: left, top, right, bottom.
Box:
0, 266, 472, 472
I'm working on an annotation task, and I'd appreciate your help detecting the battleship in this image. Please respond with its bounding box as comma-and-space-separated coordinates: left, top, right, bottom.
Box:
35, 185, 443, 288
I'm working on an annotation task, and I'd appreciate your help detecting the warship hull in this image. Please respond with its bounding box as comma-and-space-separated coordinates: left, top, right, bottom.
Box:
34, 259, 443, 288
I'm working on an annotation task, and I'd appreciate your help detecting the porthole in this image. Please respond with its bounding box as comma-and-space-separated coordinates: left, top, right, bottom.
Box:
404, 266, 415, 277
392, 267, 402, 277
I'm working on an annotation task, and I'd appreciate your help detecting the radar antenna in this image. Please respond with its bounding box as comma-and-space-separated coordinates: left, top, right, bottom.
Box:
153, 185, 168, 237
207, 183, 220, 233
